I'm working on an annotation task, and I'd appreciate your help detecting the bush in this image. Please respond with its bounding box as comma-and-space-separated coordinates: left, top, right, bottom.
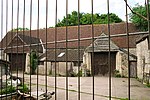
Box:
86, 69, 91, 76
0, 84, 29, 95
0, 86, 16, 95
77, 70, 82, 77
115, 74, 122, 77
18, 84, 29, 93
114, 70, 121, 78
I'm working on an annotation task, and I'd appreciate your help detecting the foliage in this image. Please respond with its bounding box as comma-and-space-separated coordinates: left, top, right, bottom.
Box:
68, 70, 83, 77
0, 84, 29, 95
114, 69, 121, 78
11, 27, 29, 32
56, 11, 123, 27
30, 50, 38, 74
77, 70, 83, 77
0, 86, 16, 95
129, 4, 150, 31
85, 69, 91, 76
18, 84, 29, 93
146, 83, 150, 88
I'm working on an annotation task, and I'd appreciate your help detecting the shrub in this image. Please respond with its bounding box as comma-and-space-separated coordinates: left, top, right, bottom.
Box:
114, 70, 121, 78
146, 84, 150, 88
0, 83, 29, 95
18, 84, 29, 93
77, 70, 82, 77
0, 86, 16, 95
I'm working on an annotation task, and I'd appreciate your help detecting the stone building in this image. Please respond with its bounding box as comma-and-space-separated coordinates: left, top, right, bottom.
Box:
0, 23, 141, 76
136, 33, 150, 82
38, 49, 84, 76
84, 33, 137, 77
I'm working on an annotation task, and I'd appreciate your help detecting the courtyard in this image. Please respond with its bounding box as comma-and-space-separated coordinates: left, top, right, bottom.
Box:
15, 73, 150, 100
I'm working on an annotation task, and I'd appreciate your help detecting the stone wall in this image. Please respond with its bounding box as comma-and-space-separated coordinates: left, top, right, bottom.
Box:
83, 52, 91, 72
136, 38, 150, 80
116, 51, 128, 77
50, 62, 73, 76
116, 49, 137, 77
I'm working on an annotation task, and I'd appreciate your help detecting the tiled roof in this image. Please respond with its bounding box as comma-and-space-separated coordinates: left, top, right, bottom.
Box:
4, 34, 43, 53
39, 49, 84, 61
0, 22, 140, 50
85, 33, 119, 52
136, 32, 149, 44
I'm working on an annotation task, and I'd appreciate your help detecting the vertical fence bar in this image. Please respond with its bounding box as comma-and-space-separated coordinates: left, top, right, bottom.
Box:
22, 0, 26, 99
125, 0, 130, 99
37, 0, 40, 99
107, 0, 111, 99
29, 0, 32, 98
5, 0, 8, 99
0, 0, 3, 99
65, 0, 69, 100
91, 0, 95, 100
55, 0, 58, 100
16, 1, 20, 98
45, 0, 48, 99
10, 0, 14, 99
77, 0, 80, 100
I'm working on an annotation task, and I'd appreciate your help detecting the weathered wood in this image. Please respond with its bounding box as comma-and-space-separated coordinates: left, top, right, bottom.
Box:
93, 52, 116, 76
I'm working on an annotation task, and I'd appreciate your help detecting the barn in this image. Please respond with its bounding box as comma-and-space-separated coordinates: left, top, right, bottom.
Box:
0, 23, 140, 76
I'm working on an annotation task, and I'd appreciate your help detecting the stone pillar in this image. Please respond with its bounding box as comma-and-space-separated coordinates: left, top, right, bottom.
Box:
25, 53, 30, 73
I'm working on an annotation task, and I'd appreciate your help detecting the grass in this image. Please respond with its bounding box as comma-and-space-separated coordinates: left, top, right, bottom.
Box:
120, 98, 128, 100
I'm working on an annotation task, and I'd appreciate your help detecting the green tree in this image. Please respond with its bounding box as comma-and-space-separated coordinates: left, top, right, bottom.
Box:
94, 13, 123, 24
55, 11, 123, 27
129, 4, 149, 31
11, 27, 29, 32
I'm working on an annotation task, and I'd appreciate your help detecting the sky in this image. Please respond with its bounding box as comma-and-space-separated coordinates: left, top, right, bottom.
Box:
0, 0, 145, 39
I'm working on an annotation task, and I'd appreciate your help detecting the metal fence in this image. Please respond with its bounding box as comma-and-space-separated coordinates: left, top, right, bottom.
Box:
0, 0, 150, 100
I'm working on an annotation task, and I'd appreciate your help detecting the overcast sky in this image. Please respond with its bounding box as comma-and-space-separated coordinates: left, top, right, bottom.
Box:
0, 0, 145, 38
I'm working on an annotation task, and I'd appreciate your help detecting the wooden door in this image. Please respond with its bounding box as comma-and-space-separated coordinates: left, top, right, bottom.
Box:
9, 53, 26, 72
130, 61, 137, 78
93, 52, 116, 76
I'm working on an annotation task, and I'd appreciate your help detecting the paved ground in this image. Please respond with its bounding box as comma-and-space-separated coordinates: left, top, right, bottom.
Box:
16, 73, 150, 100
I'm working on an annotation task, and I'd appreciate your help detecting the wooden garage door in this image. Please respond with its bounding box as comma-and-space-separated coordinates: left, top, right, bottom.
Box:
9, 53, 26, 72
93, 52, 116, 76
